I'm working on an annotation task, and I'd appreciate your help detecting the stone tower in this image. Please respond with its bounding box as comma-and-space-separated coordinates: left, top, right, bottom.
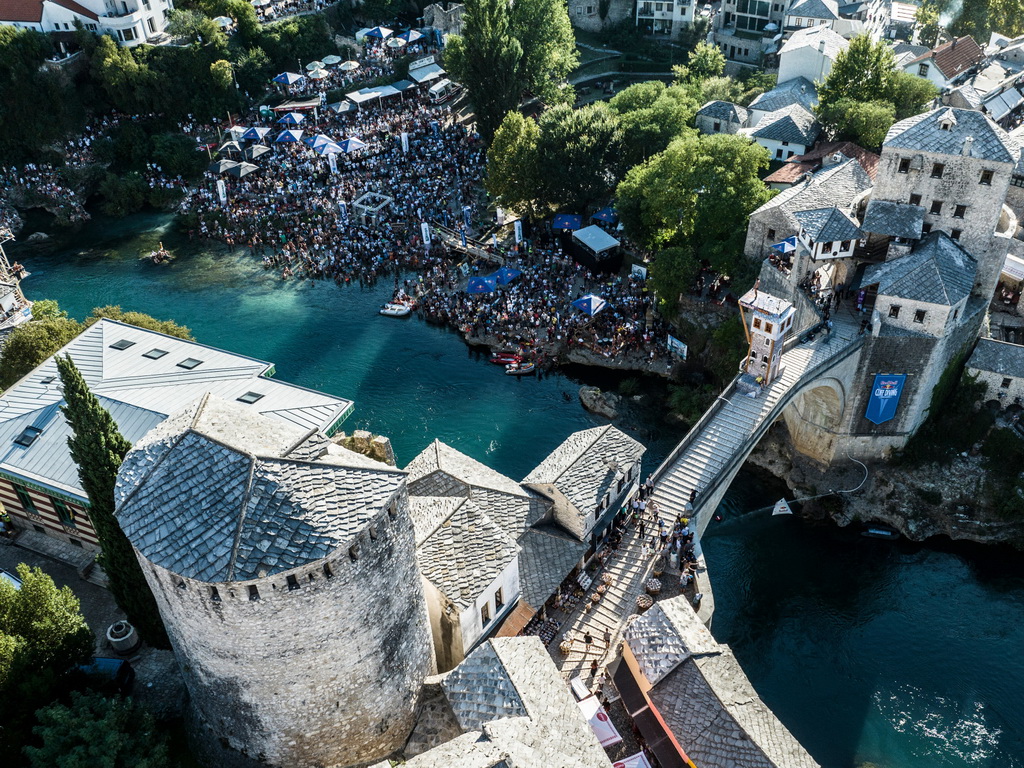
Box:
114, 395, 434, 768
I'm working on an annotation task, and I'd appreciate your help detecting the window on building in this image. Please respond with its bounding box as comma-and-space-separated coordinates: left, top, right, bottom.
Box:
918, 63, 929, 77
177, 358, 202, 369
898, 158, 911, 174
14, 426, 42, 447
1012, 174, 1024, 188
286, 574, 299, 591
713, 121, 721, 131
914, 309, 926, 323
980, 169, 993, 185
120, 27, 137, 41
480, 601, 491, 626
52, 498, 75, 527
14, 485, 36, 513
248, 585, 260, 601
147, 17, 156, 33
953, 204, 966, 218
922, 222, 932, 233
666, 2, 673, 11
889, 305, 901, 319
210, 586, 221, 601
931, 163, 944, 178
767, 229, 776, 240
951, 228, 962, 240
753, 317, 762, 329
323, 563, 333, 578
1002, 378, 1013, 388
656, 2, 662, 9
109, 339, 136, 350
494, 587, 504, 610
143, 348, 168, 359
930, 200, 943, 215
237, 391, 264, 404
909, 193, 922, 205
775, 148, 783, 159
764, 322, 774, 333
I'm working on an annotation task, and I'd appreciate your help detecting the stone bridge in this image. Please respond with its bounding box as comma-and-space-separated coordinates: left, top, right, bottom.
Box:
651, 310, 866, 539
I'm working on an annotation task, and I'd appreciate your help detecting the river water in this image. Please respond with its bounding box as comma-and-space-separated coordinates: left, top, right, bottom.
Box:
11, 211, 1024, 768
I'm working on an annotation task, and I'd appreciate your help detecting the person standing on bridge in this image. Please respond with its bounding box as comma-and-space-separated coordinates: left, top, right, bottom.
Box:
689, 488, 697, 504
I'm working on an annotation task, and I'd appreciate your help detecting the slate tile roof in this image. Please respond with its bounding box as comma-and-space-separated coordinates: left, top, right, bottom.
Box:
968, 338, 1024, 378
407, 440, 528, 498
862, 232, 977, 306
522, 425, 645, 528
908, 35, 985, 80
862, 199, 925, 239
115, 395, 403, 582
517, 525, 586, 609
793, 206, 862, 242
696, 100, 749, 125
787, 0, 838, 20
625, 595, 819, 768
751, 104, 821, 146
779, 25, 847, 59
416, 497, 519, 610
412, 638, 610, 768
747, 77, 817, 113
751, 158, 872, 228
884, 107, 1019, 164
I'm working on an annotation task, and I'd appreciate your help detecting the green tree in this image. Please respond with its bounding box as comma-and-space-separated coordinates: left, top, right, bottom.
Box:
889, 70, 939, 120
673, 40, 726, 84
26, 691, 171, 768
649, 246, 700, 314
610, 82, 698, 173
509, 0, 578, 106
990, 0, 1024, 37
444, 0, 524, 142
534, 102, 620, 211
56, 356, 169, 649
0, 563, 93, 762
915, 0, 942, 48
166, 8, 227, 47
0, 317, 83, 390
85, 306, 193, 339
98, 172, 148, 217
486, 111, 541, 218
818, 35, 897, 106
151, 133, 207, 179
29, 299, 68, 321
818, 98, 896, 149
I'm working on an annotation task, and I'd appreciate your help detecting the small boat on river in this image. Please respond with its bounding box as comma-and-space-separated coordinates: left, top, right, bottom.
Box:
490, 352, 521, 365
861, 524, 900, 540
505, 362, 536, 376
147, 242, 174, 264
380, 302, 413, 317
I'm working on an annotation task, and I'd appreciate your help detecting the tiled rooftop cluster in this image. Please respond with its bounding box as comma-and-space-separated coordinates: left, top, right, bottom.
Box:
884, 107, 1019, 164
863, 232, 977, 306
969, 338, 1024, 378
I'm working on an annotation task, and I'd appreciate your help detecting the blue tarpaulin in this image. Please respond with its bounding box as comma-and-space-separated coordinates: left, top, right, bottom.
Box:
571, 294, 607, 316
272, 72, 304, 85
864, 374, 906, 424
592, 207, 618, 223
771, 236, 798, 253
491, 267, 522, 285
466, 276, 497, 294
553, 214, 584, 231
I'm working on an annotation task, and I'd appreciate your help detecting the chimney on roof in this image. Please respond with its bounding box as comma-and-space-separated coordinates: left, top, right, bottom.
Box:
952, 38, 958, 49
962, 136, 974, 156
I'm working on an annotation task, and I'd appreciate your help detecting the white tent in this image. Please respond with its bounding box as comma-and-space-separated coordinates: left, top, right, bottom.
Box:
573, 224, 620, 257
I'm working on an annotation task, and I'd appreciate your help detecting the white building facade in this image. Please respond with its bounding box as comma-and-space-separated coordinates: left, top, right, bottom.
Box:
0, 0, 175, 46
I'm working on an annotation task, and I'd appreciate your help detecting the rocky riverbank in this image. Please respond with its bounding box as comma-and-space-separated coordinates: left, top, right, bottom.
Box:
747, 424, 1024, 546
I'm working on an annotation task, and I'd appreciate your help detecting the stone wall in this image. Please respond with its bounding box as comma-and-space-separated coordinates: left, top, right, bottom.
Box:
422, 2, 465, 36
140, 489, 434, 768
567, 0, 633, 33
968, 366, 1024, 407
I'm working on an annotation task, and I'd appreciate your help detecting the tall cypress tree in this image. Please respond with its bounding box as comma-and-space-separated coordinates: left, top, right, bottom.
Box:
56, 355, 168, 648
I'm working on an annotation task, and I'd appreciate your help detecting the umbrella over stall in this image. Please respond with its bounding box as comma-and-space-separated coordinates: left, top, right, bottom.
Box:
208, 159, 240, 174
276, 111, 305, 125
304, 133, 335, 149
466, 276, 498, 294
364, 26, 392, 39
592, 207, 618, 223
338, 137, 367, 152
398, 29, 424, 43
244, 144, 271, 160
552, 213, 584, 231
339, 60, 360, 71
227, 162, 259, 178
571, 294, 607, 316
491, 267, 522, 285
241, 126, 271, 141
272, 71, 304, 85
322, 54, 342, 66
305, 60, 325, 71
275, 129, 304, 143
314, 141, 344, 155
308, 68, 330, 80
218, 140, 242, 154
771, 236, 798, 253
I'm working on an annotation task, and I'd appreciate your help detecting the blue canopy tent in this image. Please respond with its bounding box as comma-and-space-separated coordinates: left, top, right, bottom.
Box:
491, 267, 522, 285
771, 236, 798, 253
592, 207, 618, 223
275, 129, 304, 143
241, 126, 271, 141
466, 276, 498, 294
571, 294, 607, 316
277, 112, 305, 126
398, 29, 424, 43
304, 133, 335, 149
552, 213, 583, 231
365, 26, 392, 39
273, 71, 305, 85
339, 137, 367, 152
314, 141, 344, 155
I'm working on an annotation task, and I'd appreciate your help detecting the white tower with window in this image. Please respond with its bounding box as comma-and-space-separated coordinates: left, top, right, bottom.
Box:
739, 287, 795, 385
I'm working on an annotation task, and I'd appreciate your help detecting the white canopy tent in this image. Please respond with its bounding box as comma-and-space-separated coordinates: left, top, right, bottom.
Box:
573, 224, 620, 258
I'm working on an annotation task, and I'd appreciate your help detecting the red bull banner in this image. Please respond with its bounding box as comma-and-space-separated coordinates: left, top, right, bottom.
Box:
864, 374, 906, 425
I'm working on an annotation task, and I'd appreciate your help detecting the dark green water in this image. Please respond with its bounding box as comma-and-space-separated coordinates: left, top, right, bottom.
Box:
12, 211, 1024, 768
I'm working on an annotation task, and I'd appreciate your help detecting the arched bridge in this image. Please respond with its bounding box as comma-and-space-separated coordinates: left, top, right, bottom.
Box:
651, 313, 866, 539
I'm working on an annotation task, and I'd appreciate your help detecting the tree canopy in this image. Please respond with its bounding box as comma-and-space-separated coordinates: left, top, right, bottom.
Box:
0, 317, 83, 390
85, 306, 193, 339
26, 691, 171, 768
608, 81, 699, 173
57, 356, 169, 649
445, 0, 578, 141
816, 35, 937, 149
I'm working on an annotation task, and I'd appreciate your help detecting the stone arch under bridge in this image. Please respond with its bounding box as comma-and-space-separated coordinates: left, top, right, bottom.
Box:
650, 320, 865, 539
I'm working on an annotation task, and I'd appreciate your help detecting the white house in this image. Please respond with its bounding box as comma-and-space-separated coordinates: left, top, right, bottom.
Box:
744, 102, 821, 160
904, 36, 986, 91
635, 0, 695, 39
777, 25, 848, 84
0, 0, 175, 46
784, 0, 838, 30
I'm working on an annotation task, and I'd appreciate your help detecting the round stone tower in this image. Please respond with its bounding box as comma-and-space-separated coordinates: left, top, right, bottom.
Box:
114, 395, 434, 768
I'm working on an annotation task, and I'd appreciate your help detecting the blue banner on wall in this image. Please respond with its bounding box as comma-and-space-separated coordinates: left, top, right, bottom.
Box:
864, 374, 907, 425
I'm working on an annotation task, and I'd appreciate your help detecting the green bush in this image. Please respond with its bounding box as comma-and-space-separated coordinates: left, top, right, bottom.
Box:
98, 172, 147, 217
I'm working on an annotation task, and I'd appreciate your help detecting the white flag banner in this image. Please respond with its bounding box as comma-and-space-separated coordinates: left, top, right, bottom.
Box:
613, 753, 653, 768
772, 498, 793, 516
514, 219, 523, 244
216, 179, 227, 204
496, 207, 505, 225
420, 221, 432, 245
401, 131, 409, 153
328, 153, 338, 174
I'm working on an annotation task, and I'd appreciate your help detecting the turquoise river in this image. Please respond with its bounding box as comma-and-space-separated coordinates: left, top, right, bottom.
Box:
11, 211, 1024, 768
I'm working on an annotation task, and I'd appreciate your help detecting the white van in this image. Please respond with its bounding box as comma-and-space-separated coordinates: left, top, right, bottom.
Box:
429, 79, 462, 104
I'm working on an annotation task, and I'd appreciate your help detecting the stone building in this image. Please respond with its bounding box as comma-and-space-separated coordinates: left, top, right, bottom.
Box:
616, 594, 820, 768
695, 100, 750, 135
115, 395, 433, 768
0, 319, 351, 560
967, 338, 1024, 407
566, 0, 633, 34
422, 2, 465, 37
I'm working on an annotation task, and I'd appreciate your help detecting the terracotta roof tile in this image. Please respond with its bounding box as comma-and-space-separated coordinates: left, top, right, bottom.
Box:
0, 0, 45, 22
910, 36, 985, 80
